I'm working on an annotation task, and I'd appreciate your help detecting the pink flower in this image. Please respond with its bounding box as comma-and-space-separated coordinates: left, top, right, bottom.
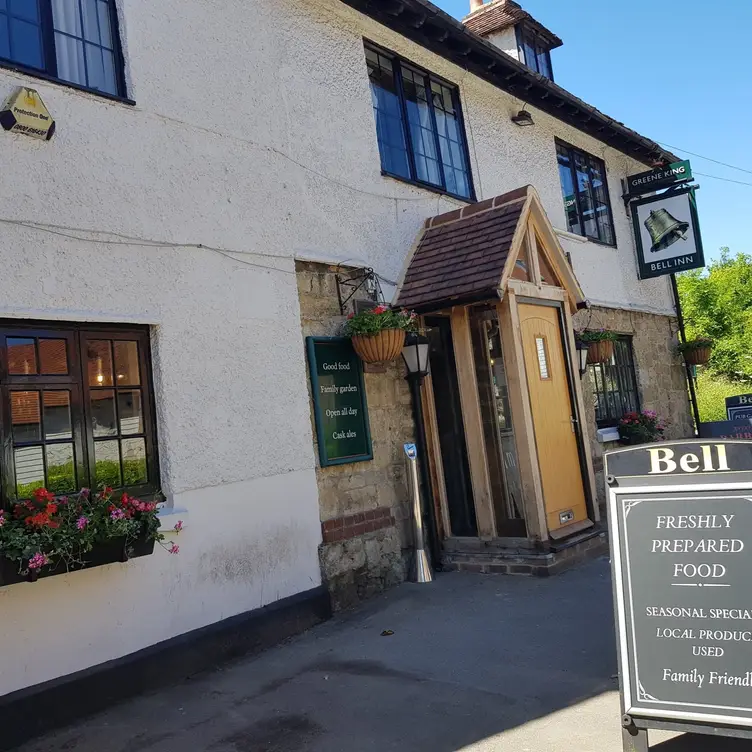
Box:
168, 543, 180, 555
0, 511, 5, 528
174, 520, 183, 533
76, 516, 89, 530
80, 488, 90, 498
347, 312, 354, 319
110, 508, 125, 521
28, 552, 49, 570
372, 305, 388, 314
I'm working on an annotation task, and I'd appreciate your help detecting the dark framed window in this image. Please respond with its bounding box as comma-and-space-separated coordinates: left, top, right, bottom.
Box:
0, 0, 127, 98
588, 336, 640, 427
556, 140, 616, 246
516, 26, 553, 79
0, 322, 159, 504
364, 42, 474, 201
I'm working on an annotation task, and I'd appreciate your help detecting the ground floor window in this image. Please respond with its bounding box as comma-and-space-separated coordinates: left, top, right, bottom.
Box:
0, 322, 159, 503
588, 336, 640, 427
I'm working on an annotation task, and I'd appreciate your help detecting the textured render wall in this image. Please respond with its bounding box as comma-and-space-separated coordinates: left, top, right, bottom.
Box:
296, 262, 412, 610
574, 306, 694, 511
0, 0, 677, 693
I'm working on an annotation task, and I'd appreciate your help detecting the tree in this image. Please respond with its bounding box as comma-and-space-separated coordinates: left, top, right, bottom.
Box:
677, 249, 752, 380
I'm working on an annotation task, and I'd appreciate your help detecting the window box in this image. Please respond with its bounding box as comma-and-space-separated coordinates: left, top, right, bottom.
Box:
0, 533, 155, 586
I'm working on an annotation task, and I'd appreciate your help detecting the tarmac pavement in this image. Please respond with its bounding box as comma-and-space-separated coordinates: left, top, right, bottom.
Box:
15, 558, 752, 751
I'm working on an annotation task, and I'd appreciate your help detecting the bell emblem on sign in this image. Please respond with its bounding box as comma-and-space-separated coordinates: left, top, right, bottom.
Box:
644, 208, 690, 253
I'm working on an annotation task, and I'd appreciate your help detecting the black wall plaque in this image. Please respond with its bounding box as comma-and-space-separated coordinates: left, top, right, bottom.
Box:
606, 440, 752, 740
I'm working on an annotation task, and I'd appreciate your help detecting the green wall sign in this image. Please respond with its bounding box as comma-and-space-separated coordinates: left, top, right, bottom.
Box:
306, 337, 373, 467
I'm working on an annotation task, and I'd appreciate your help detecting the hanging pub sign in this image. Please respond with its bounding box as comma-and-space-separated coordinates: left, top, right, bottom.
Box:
0, 87, 55, 141
626, 160, 692, 197
306, 337, 372, 468
726, 395, 752, 422
605, 440, 752, 748
631, 186, 705, 280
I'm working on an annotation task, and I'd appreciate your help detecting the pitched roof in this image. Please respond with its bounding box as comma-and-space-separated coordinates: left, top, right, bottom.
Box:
395, 187, 528, 311
463, 0, 562, 49
336, 0, 678, 166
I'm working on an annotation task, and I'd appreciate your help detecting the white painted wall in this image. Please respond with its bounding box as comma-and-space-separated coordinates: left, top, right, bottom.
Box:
0, 0, 674, 696
486, 27, 521, 60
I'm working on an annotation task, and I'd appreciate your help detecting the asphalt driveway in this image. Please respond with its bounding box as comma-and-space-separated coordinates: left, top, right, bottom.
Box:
15, 558, 752, 751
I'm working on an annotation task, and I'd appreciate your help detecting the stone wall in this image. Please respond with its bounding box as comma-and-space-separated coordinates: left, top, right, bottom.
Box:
574, 306, 694, 512
296, 261, 414, 610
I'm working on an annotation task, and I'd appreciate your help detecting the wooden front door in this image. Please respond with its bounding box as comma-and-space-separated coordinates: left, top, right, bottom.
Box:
518, 303, 588, 533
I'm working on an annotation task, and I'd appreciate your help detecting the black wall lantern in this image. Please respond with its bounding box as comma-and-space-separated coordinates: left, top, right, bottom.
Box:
401, 332, 441, 569
575, 338, 590, 377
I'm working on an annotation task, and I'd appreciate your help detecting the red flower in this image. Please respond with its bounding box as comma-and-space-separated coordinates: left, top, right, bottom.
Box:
372, 305, 388, 314
347, 312, 354, 319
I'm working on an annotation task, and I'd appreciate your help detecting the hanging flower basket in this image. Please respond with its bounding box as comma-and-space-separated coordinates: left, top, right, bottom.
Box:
586, 340, 614, 364
351, 328, 406, 364
578, 329, 618, 364
344, 305, 416, 364
678, 338, 713, 366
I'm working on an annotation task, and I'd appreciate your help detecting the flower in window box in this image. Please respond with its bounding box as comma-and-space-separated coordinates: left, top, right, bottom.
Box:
618, 410, 667, 446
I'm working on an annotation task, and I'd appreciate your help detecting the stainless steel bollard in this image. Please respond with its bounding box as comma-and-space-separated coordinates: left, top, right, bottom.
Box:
404, 443, 433, 583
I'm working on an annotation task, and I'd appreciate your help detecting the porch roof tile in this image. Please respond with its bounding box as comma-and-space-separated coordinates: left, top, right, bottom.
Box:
395, 187, 529, 312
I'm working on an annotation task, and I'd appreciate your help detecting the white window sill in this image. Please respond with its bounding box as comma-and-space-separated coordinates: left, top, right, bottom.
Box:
554, 228, 589, 244
596, 427, 620, 443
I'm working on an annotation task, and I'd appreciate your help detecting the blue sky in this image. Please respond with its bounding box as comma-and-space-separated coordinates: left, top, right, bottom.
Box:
435, 0, 752, 263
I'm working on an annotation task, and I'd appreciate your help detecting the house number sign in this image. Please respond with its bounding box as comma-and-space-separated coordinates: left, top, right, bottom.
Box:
605, 440, 752, 747
306, 337, 372, 467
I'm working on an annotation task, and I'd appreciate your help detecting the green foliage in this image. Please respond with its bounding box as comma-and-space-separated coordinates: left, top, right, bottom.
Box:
695, 370, 752, 423
16, 459, 147, 500
578, 329, 620, 343
677, 249, 752, 380
343, 305, 417, 337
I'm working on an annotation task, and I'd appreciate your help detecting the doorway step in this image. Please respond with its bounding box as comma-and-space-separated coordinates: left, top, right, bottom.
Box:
441, 527, 608, 577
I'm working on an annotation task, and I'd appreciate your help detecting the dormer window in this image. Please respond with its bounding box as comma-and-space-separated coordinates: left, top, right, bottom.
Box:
516, 25, 553, 79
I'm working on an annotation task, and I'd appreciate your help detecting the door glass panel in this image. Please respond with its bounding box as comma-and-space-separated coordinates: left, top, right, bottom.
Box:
113, 340, 140, 385
46, 443, 75, 494
39, 338, 68, 374
91, 389, 117, 436
43, 391, 72, 439
8, 337, 37, 374
11, 390, 41, 442
94, 439, 121, 488
87, 340, 113, 386
536, 337, 550, 379
121, 437, 147, 485
470, 307, 526, 537
117, 390, 143, 434
15, 445, 44, 497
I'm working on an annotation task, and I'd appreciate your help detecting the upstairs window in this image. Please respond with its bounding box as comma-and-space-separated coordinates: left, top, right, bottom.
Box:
588, 336, 640, 427
556, 140, 616, 246
0, 323, 159, 504
364, 42, 474, 201
516, 26, 552, 79
0, 0, 126, 98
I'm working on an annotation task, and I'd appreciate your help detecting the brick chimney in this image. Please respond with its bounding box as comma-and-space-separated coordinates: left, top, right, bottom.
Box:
470, 0, 484, 10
